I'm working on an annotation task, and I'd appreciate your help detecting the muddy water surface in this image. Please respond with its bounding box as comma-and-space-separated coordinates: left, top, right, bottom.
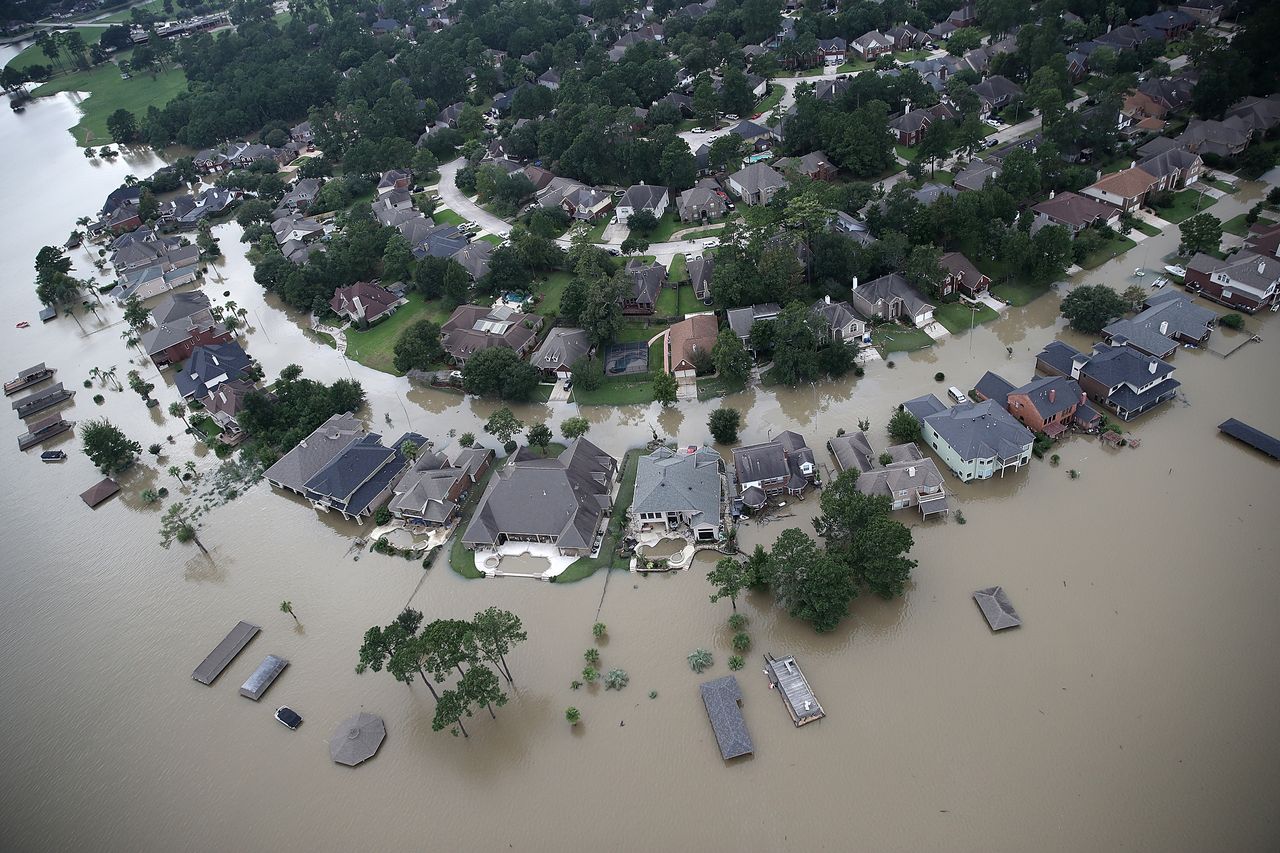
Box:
1, 94, 1279, 852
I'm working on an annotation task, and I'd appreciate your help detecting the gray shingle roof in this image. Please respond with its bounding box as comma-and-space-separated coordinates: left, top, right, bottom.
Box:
631, 446, 724, 528
726, 303, 782, 339
263, 412, 365, 493
974, 586, 1021, 630
922, 399, 1035, 462
174, 342, 253, 399
531, 327, 591, 372
700, 676, 753, 759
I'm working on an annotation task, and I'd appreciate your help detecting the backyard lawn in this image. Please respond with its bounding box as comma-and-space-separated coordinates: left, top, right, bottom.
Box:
1078, 234, 1137, 270
344, 293, 452, 374
1152, 189, 1212, 224
991, 279, 1052, 306
614, 322, 663, 343
696, 374, 746, 400
447, 457, 505, 579
430, 206, 465, 226
934, 302, 999, 335
667, 253, 686, 282
534, 270, 572, 317
573, 377, 656, 406
32, 64, 188, 146
554, 450, 641, 582
678, 284, 708, 314
873, 325, 933, 354
656, 285, 679, 316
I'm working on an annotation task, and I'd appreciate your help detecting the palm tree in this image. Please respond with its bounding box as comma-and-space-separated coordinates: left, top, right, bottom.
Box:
168, 465, 182, 482
103, 366, 122, 391
88, 366, 104, 386
168, 401, 191, 431
65, 306, 85, 333
183, 460, 198, 481
280, 601, 299, 623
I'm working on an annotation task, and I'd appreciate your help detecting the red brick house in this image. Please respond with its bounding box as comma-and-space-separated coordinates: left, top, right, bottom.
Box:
938, 252, 990, 298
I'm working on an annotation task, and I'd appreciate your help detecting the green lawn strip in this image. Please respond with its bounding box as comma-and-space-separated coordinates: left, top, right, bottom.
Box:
933, 301, 999, 334
991, 279, 1052, 306
344, 293, 451, 374
191, 414, 222, 443
667, 253, 687, 282
678, 284, 707, 314
479, 234, 503, 245
931, 169, 955, 186
655, 285, 679, 316
583, 218, 608, 243
447, 455, 506, 579
1203, 178, 1236, 193
431, 207, 465, 226
533, 270, 572, 318
679, 223, 728, 240
555, 449, 641, 582
648, 336, 665, 371
1152, 189, 1212, 224
1078, 234, 1137, 270
755, 83, 784, 115
895, 144, 919, 161
836, 59, 872, 73
305, 329, 337, 349
1131, 219, 1161, 237
613, 322, 663, 343
573, 377, 656, 405
872, 325, 934, 354
31, 64, 187, 146
696, 374, 746, 400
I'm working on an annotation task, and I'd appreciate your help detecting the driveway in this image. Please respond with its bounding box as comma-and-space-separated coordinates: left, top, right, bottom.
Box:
437, 158, 513, 237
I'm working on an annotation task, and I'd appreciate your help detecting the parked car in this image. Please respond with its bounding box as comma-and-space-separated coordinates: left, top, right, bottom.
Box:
948, 386, 968, 404
691, 127, 708, 133
725, 114, 739, 121
275, 706, 303, 730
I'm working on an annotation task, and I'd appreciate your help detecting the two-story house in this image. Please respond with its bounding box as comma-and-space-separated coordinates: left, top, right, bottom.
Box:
733, 431, 818, 511
1036, 341, 1181, 421
630, 446, 727, 542
902, 395, 1035, 481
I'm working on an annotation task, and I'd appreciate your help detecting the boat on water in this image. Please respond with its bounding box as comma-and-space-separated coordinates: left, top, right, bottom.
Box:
40, 450, 66, 462
275, 706, 303, 729
1164, 264, 1187, 278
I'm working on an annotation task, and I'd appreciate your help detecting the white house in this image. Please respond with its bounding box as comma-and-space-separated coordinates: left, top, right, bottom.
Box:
630, 446, 727, 542
615, 184, 670, 223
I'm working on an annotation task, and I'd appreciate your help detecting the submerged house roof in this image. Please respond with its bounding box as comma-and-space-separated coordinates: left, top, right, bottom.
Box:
973, 586, 1021, 630
699, 675, 753, 760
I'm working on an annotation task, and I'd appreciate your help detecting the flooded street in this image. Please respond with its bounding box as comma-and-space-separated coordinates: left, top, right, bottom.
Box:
2, 83, 1279, 852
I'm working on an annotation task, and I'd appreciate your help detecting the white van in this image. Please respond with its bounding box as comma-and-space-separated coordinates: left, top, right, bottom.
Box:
948, 386, 968, 404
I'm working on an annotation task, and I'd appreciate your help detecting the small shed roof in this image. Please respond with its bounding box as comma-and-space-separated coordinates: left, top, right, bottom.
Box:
699, 676, 753, 760
80, 478, 120, 507
973, 586, 1021, 631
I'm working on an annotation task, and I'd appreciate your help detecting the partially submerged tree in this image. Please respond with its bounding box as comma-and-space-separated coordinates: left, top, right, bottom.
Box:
81, 418, 141, 474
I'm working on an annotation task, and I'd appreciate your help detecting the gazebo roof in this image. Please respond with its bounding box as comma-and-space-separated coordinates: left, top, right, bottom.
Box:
973, 586, 1021, 631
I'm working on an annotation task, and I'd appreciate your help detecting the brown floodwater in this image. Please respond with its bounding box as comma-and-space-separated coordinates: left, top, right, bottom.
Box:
2, 78, 1279, 852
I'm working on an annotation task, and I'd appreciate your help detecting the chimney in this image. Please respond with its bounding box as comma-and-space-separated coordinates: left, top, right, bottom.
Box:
1080, 391, 1087, 406
1159, 320, 1168, 335
1049, 190, 1056, 199
851, 276, 859, 291
1259, 260, 1267, 275
907, 466, 916, 477
1148, 359, 1158, 374
1048, 388, 1056, 403
825, 294, 831, 304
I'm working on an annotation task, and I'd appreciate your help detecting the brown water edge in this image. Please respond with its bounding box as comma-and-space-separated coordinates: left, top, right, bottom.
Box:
2, 95, 1280, 852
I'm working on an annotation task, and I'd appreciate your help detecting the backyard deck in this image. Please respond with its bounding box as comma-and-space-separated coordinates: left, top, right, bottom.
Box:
762, 653, 825, 727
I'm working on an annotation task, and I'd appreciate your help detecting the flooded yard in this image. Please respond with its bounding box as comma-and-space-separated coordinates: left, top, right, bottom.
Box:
1, 79, 1279, 852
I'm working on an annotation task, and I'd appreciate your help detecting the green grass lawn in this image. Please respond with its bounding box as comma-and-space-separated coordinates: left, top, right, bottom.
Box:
447, 455, 506, 579
1078, 234, 1137, 270
667, 253, 687, 282
991, 279, 1052, 306
696, 374, 746, 400
614, 322, 662, 343
582, 218, 608, 243
344, 293, 452, 375
95, 0, 166, 22
31, 64, 187, 146
191, 414, 222, 443
555, 450, 641, 582
933, 302, 999, 335
873, 325, 934, 354
836, 59, 873, 73
431, 206, 465, 226
678, 284, 708, 314
680, 223, 729, 240
755, 83, 784, 115
479, 234, 503, 245
1222, 211, 1275, 238
638, 211, 686, 243
1203, 178, 1236, 194
930, 169, 955, 186
1153, 189, 1212, 224
7, 27, 109, 71
533, 270, 572, 318
895, 144, 919, 161
648, 336, 665, 370
655, 285, 679, 317
573, 377, 656, 406
1131, 219, 1162, 237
